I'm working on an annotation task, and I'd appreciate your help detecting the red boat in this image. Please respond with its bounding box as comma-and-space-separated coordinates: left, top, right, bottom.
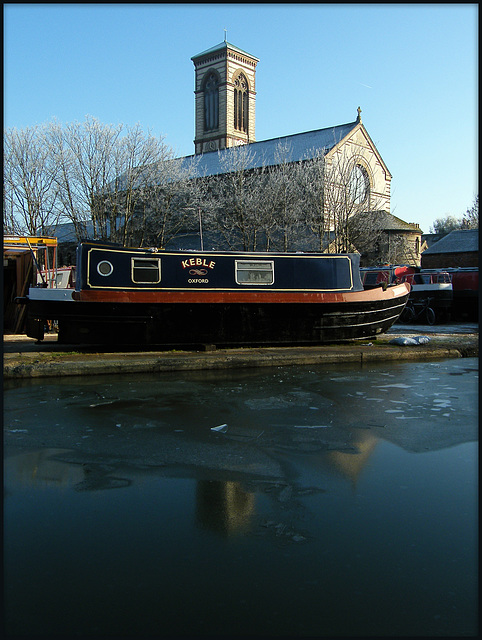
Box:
445, 267, 478, 321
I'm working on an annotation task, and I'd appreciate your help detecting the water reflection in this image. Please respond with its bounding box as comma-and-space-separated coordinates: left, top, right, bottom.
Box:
196, 480, 255, 535
325, 431, 379, 487
4, 448, 85, 488
4, 358, 478, 636
5, 428, 383, 491
5, 358, 478, 512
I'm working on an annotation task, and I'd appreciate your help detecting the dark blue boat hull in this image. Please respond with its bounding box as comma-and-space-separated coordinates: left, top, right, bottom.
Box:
26, 295, 409, 347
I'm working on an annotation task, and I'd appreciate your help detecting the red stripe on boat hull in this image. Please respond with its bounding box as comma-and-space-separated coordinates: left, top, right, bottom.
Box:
74, 283, 410, 305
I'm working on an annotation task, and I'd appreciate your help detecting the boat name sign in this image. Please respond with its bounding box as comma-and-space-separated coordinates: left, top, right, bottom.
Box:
181, 257, 216, 270
182, 256, 216, 284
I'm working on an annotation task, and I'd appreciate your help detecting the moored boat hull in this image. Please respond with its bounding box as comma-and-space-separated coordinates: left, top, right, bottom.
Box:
25, 285, 410, 347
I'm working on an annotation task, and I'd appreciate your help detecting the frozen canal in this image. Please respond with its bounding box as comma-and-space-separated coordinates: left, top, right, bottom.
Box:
4, 357, 478, 637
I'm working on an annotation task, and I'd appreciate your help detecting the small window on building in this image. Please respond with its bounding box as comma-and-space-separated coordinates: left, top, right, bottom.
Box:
235, 260, 274, 285
132, 257, 161, 284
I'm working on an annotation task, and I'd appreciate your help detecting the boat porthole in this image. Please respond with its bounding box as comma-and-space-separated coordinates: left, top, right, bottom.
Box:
97, 260, 113, 277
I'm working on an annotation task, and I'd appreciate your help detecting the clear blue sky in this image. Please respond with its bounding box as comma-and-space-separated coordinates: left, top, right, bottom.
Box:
4, 3, 478, 233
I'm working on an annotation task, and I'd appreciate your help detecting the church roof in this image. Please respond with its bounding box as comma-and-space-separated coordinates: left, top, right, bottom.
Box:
192, 41, 259, 61
421, 229, 478, 254
369, 211, 421, 232
181, 120, 360, 179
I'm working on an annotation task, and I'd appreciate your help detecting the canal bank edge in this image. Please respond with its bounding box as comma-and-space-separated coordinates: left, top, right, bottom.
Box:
3, 333, 478, 379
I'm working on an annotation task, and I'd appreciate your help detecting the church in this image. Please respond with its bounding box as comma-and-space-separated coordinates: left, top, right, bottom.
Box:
184, 39, 422, 265
51, 39, 422, 266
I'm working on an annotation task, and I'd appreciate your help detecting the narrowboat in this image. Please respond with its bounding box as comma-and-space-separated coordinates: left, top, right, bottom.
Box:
19, 241, 410, 347
401, 269, 453, 323
361, 265, 453, 323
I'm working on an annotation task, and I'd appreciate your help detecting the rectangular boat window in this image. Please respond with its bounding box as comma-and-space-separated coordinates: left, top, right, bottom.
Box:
131, 257, 161, 284
235, 260, 274, 285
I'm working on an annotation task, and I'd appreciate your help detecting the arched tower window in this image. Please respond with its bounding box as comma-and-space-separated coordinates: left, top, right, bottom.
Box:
234, 73, 249, 133
203, 73, 219, 131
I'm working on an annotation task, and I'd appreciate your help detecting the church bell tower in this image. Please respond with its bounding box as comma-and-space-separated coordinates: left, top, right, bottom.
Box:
192, 40, 259, 154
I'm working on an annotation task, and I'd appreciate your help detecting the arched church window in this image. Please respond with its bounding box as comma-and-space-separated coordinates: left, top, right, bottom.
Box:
204, 73, 219, 131
349, 164, 370, 205
234, 73, 249, 133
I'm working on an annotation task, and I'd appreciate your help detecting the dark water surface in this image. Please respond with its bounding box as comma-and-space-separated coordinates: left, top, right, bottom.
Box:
4, 358, 478, 637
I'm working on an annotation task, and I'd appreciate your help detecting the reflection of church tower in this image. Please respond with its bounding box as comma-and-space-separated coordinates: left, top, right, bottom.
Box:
192, 40, 259, 154
196, 480, 255, 535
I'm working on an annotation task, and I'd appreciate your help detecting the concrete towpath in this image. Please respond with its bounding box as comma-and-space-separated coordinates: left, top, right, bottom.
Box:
3, 323, 478, 379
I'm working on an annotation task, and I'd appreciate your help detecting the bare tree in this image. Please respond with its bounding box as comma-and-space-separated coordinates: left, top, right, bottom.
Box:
133, 154, 202, 248
462, 195, 478, 229
265, 141, 305, 251
201, 141, 309, 252
46, 117, 177, 244
4, 124, 61, 235
5, 116, 396, 260
429, 196, 478, 236
190, 140, 385, 255
205, 144, 262, 251
46, 117, 122, 240
47, 119, 91, 239
104, 122, 177, 245
251, 163, 281, 250
317, 145, 385, 253
6, 117, 204, 248
298, 148, 329, 251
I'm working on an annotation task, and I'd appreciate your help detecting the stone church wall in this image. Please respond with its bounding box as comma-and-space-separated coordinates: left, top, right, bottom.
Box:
328, 127, 391, 214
